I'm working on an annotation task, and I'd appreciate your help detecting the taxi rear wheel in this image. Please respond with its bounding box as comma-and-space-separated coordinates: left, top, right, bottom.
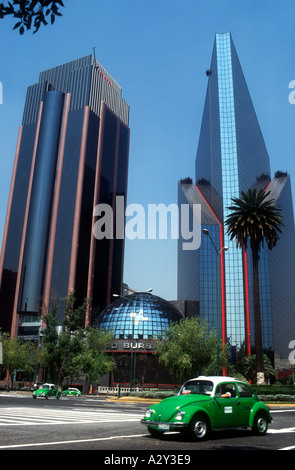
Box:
252, 412, 268, 435
189, 413, 210, 440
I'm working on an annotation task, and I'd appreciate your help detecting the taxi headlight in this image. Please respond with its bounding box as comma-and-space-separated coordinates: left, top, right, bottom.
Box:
145, 408, 154, 419
175, 411, 185, 421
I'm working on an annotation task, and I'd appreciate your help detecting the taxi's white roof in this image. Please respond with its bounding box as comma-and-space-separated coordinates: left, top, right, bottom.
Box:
187, 376, 245, 386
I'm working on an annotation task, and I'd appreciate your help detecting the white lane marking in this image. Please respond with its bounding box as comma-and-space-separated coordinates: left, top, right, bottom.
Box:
0, 433, 148, 449
0, 406, 143, 426
271, 409, 295, 413
268, 427, 295, 434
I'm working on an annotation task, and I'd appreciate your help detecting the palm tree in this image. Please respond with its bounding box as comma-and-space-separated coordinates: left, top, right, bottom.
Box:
242, 354, 276, 384
225, 188, 284, 384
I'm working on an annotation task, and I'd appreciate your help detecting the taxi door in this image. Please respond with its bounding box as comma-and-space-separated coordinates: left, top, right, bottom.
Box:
235, 382, 257, 426
213, 382, 240, 428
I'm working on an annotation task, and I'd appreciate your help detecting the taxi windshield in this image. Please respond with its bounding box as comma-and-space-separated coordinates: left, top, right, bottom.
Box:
180, 380, 213, 395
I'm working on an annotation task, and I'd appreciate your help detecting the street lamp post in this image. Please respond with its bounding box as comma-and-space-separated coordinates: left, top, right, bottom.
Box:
130, 310, 149, 390
113, 289, 152, 391
203, 229, 228, 375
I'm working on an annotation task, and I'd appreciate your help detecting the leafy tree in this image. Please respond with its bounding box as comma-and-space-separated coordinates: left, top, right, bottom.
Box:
72, 327, 115, 387
41, 295, 115, 387
155, 317, 220, 383
42, 296, 87, 383
226, 188, 284, 384
63, 292, 88, 331
41, 304, 61, 382
1, 296, 115, 388
202, 341, 230, 377
0, 0, 66, 34
1, 333, 39, 388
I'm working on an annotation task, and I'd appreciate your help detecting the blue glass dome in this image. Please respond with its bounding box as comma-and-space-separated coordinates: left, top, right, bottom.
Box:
97, 292, 182, 339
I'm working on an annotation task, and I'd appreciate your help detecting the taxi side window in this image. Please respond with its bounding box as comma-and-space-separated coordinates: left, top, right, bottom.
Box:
237, 383, 253, 397
215, 383, 236, 398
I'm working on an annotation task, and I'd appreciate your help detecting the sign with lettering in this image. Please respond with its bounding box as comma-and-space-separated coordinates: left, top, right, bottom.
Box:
106, 339, 156, 353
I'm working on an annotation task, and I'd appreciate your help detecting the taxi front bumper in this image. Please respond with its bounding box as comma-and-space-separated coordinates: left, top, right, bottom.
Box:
141, 419, 188, 431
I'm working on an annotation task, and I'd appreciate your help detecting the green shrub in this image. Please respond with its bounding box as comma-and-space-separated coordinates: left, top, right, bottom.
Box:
253, 385, 295, 396
258, 394, 295, 402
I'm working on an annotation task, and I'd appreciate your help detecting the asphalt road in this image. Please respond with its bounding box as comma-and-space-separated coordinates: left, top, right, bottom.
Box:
0, 393, 294, 455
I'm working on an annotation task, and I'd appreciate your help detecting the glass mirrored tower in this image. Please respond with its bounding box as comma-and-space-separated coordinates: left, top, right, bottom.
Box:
178, 33, 295, 372
0, 56, 130, 339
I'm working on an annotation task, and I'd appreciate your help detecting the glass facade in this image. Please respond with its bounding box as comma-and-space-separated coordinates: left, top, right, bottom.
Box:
199, 224, 222, 332
178, 181, 224, 336
0, 56, 130, 336
251, 174, 295, 363
97, 292, 182, 340
215, 34, 245, 346
0, 125, 36, 332
18, 91, 65, 314
179, 33, 295, 368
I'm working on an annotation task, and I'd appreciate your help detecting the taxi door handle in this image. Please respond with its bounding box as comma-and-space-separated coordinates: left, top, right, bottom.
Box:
235, 400, 240, 405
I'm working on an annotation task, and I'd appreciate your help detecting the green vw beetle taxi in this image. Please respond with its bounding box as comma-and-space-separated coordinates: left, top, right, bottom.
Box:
62, 387, 82, 397
32, 383, 60, 399
141, 376, 272, 440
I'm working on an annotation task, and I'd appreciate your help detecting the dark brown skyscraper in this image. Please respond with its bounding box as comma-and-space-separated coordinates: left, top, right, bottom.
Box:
0, 55, 130, 339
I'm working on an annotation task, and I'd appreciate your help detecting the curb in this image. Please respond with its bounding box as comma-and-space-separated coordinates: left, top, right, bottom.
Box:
107, 396, 161, 403
2, 391, 295, 407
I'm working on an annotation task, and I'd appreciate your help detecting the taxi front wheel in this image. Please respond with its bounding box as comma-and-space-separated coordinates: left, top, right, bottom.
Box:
189, 413, 210, 440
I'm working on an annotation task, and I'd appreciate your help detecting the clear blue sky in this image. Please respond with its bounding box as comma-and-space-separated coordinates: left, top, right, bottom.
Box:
0, 0, 295, 301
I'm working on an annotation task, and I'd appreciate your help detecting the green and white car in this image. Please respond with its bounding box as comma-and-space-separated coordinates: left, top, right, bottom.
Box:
141, 376, 272, 440
32, 383, 60, 399
62, 387, 82, 397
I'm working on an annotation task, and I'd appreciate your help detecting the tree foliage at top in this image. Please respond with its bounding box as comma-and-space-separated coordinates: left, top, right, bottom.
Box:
226, 188, 284, 254
0, 0, 66, 34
